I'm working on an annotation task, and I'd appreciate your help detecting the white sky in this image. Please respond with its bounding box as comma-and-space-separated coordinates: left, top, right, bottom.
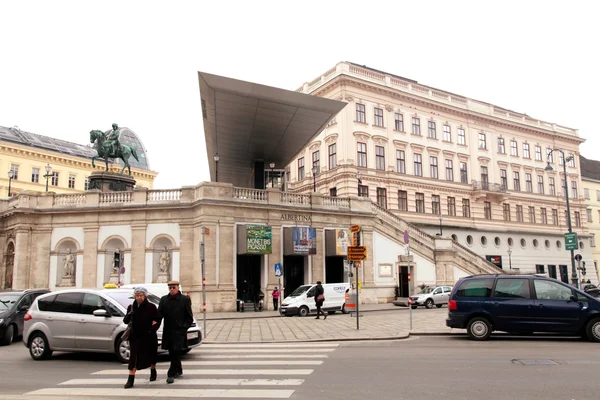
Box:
0, 1, 598, 189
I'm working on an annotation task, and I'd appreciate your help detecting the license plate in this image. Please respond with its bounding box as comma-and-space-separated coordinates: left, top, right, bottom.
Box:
187, 332, 197, 340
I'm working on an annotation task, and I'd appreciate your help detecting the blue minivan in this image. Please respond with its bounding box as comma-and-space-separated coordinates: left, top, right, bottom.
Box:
446, 274, 600, 341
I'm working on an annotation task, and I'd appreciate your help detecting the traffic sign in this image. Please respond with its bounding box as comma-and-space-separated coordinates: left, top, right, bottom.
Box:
120, 266, 126, 274
404, 230, 409, 245
574, 254, 582, 261
350, 224, 361, 233
348, 246, 367, 261
564, 232, 578, 251
274, 263, 282, 277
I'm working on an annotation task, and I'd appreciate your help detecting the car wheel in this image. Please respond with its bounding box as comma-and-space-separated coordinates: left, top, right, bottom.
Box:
586, 318, 600, 342
0, 324, 14, 345
298, 306, 309, 317
425, 299, 434, 309
341, 304, 349, 314
411, 305, 417, 309
116, 335, 130, 364
436, 304, 443, 309
29, 332, 52, 360
467, 317, 492, 341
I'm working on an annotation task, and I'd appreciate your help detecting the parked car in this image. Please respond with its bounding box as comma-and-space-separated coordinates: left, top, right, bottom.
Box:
0, 290, 49, 345
581, 284, 600, 298
446, 274, 600, 341
410, 285, 453, 309
23, 288, 201, 362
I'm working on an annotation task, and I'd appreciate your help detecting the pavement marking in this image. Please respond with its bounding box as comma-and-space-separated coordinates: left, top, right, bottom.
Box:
167, 360, 324, 366
199, 354, 328, 359
202, 343, 339, 348
59, 378, 305, 386
199, 348, 335, 353
92, 369, 314, 376
25, 388, 295, 398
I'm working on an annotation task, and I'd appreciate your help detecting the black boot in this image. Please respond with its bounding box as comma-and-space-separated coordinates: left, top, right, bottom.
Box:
124, 375, 135, 389
150, 369, 157, 382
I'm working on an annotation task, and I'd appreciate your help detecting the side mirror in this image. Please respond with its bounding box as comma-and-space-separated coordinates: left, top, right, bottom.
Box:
569, 295, 578, 303
93, 309, 109, 317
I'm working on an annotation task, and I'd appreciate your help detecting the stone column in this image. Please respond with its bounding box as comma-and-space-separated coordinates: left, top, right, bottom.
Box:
32, 228, 52, 289
312, 228, 324, 283
217, 222, 235, 289
82, 228, 99, 288
178, 222, 195, 290
267, 224, 282, 288
13, 229, 32, 289
362, 228, 375, 286
130, 224, 147, 284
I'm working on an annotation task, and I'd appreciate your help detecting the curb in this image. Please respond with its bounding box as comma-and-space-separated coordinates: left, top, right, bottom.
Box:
203, 333, 411, 344
205, 306, 406, 321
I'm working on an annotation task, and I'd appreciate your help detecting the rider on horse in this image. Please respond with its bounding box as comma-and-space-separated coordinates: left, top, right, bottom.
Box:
106, 123, 122, 158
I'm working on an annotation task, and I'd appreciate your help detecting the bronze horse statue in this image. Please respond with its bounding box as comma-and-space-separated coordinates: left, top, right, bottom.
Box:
89, 130, 139, 175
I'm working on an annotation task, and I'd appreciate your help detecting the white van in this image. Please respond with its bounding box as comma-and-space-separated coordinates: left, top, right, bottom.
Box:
280, 283, 351, 317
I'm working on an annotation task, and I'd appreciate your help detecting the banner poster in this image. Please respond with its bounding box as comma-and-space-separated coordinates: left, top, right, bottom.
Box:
246, 225, 272, 254
292, 227, 317, 255
335, 229, 351, 255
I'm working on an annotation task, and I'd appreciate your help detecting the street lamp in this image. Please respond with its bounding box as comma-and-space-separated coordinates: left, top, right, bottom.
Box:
213, 154, 220, 182
269, 162, 275, 188
43, 164, 52, 192
7, 170, 13, 197
507, 247, 512, 270
357, 172, 362, 196
438, 214, 443, 236
312, 166, 317, 192
545, 149, 577, 288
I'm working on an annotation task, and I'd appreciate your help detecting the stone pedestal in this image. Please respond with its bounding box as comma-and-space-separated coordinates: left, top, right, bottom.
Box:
156, 272, 169, 283
87, 171, 136, 192
57, 275, 75, 287
108, 273, 120, 284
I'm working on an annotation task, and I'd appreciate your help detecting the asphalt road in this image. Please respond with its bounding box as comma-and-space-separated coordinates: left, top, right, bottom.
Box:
1, 335, 598, 399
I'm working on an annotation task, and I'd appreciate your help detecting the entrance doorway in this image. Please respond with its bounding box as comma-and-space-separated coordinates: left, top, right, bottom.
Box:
559, 265, 569, 283
398, 265, 410, 297
236, 254, 262, 303
325, 256, 344, 283
283, 255, 305, 298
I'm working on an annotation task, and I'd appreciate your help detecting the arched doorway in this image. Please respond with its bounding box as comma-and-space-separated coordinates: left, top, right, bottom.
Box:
4, 242, 15, 289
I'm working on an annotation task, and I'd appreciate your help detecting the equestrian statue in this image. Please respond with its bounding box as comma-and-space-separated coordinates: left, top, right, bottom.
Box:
89, 123, 139, 175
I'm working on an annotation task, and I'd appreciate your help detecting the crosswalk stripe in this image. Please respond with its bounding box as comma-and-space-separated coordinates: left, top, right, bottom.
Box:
25, 388, 295, 398
92, 369, 314, 376
171, 360, 323, 366
59, 378, 305, 386
199, 354, 328, 359
199, 349, 335, 353
202, 343, 339, 348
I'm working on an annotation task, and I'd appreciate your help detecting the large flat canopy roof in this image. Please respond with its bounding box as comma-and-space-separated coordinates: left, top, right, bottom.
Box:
199, 72, 346, 187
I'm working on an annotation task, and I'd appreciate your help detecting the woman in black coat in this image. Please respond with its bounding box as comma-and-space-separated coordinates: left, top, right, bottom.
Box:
123, 287, 161, 389
314, 281, 327, 320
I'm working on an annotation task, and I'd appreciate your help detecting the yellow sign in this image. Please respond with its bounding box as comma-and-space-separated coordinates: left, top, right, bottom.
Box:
352, 232, 359, 247
204, 227, 210, 236
350, 224, 361, 233
348, 246, 367, 261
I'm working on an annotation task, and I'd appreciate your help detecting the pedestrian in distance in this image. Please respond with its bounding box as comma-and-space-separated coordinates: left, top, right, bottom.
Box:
314, 281, 327, 320
158, 280, 194, 384
272, 287, 280, 311
123, 286, 161, 389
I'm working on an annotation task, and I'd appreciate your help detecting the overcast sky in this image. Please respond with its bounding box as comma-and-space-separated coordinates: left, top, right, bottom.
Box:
1, 1, 598, 189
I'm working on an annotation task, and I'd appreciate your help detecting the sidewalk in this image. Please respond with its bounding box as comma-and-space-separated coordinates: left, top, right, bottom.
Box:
199, 303, 461, 344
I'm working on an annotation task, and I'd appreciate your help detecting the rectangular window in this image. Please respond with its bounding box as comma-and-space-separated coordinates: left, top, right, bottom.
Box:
9, 164, 19, 180
481, 166, 489, 188
374, 108, 384, 127
457, 128, 465, 145
31, 168, 40, 184
584, 188, 590, 199
484, 201, 492, 220
460, 162, 468, 184
535, 146, 542, 161
493, 278, 531, 298
478, 133, 486, 149
597, 190, 600, 201
535, 265, 545, 274
513, 172, 520, 191
587, 208, 593, 223
357, 143, 367, 168
358, 185, 369, 197
503, 203, 511, 221
549, 178, 555, 196
537, 176, 544, 194
498, 138, 505, 154
456, 278, 494, 298
447, 197, 456, 216
525, 173, 532, 192
529, 206, 536, 223
414, 154, 422, 176
592, 233, 596, 248
511, 140, 518, 156
571, 181, 577, 198
430, 156, 438, 179
575, 211, 581, 228
541, 208, 548, 224
462, 199, 471, 218
396, 150, 406, 174
377, 188, 387, 209
445, 160, 453, 181
568, 154, 575, 168
548, 265, 557, 279
432, 195, 441, 215
443, 125, 451, 142
412, 117, 421, 135
68, 174, 76, 189
312, 150, 320, 173
298, 157, 305, 180
356, 104, 366, 123
547, 148, 553, 163
375, 146, 385, 171
84, 177, 89, 190
516, 205, 524, 222
523, 143, 530, 159
51, 172, 59, 186
398, 190, 408, 211
394, 113, 404, 131
500, 169, 507, 190
415, 193, 425, 213
328, 144, 337, 169
428, 121, 436, 139
329, 187, 337, 197
552, 209, 558, 225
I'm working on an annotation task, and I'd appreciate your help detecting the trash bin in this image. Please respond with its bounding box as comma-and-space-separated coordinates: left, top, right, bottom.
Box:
345, 290, 357, 313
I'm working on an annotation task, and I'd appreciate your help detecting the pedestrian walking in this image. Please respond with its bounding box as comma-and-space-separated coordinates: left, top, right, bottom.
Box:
158, 280, 194, 384
123, 287, 161, 389
272, 287, 280, 311
314, 281, 327, 320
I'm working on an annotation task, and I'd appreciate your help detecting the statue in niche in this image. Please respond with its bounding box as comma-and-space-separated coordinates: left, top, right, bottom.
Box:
63, 249, 75, 276
158, 247, 171, 273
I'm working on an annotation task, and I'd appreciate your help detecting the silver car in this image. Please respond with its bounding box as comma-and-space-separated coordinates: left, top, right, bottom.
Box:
23, 288, 201, 362
410, 285, 453, 309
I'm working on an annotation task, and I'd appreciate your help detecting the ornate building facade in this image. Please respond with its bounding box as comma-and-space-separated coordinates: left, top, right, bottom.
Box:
581, 156, 600, 281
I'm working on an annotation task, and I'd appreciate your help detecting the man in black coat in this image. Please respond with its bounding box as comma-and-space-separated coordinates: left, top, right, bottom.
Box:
158, 280, 194, 384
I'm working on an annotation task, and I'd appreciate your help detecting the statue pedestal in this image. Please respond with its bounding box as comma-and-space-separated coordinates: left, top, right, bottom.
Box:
156, 272, 169, 283
87, 171, 136, 192
108, 273, 120, 284
57, 275, 75, 287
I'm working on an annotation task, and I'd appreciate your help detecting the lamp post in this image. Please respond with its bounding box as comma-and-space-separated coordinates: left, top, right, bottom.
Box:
438, 214, 443, 236
7, 170, 13, 197
213, 154, 220, 182
43, 164, 52, 192
507, 247, 512, 270
545, 149, 578, 288
312, 166, 317, 192
269, 162, 275, 188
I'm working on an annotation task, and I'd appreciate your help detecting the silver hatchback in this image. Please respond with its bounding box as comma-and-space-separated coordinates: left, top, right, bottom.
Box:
410, 285, 453, 309
23, 288, 201, 362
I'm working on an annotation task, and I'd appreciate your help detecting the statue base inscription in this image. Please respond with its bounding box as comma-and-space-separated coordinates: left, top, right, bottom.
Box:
87, 172, 136, 192
57, 275, 75, 287
156, 272, 169, 283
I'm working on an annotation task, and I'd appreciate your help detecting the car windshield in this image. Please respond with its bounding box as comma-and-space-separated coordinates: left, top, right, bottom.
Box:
0, 293, 21, 310
289, 285, 311, 297
103, 291, 161, 309
419, 287, 434, 294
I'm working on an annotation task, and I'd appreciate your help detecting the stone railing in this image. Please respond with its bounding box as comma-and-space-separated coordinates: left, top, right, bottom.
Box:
472, 181, 507, 193
371, 203, 435, 249
100, 192, 132, 204
281, 192, 311, 206
322, 196, 350, 209
233, 188, 268, 202
54, 194, 86, 206
147, 189, 182, 202
451, 240, 506, 275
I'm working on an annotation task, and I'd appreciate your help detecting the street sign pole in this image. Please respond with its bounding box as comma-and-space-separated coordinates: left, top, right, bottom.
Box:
201, 227, 207, 337
356, 230, 360, 330
408, 244, 412, 332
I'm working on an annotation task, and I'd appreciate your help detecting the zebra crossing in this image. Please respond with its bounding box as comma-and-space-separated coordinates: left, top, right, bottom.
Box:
22, 342, 339, 399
